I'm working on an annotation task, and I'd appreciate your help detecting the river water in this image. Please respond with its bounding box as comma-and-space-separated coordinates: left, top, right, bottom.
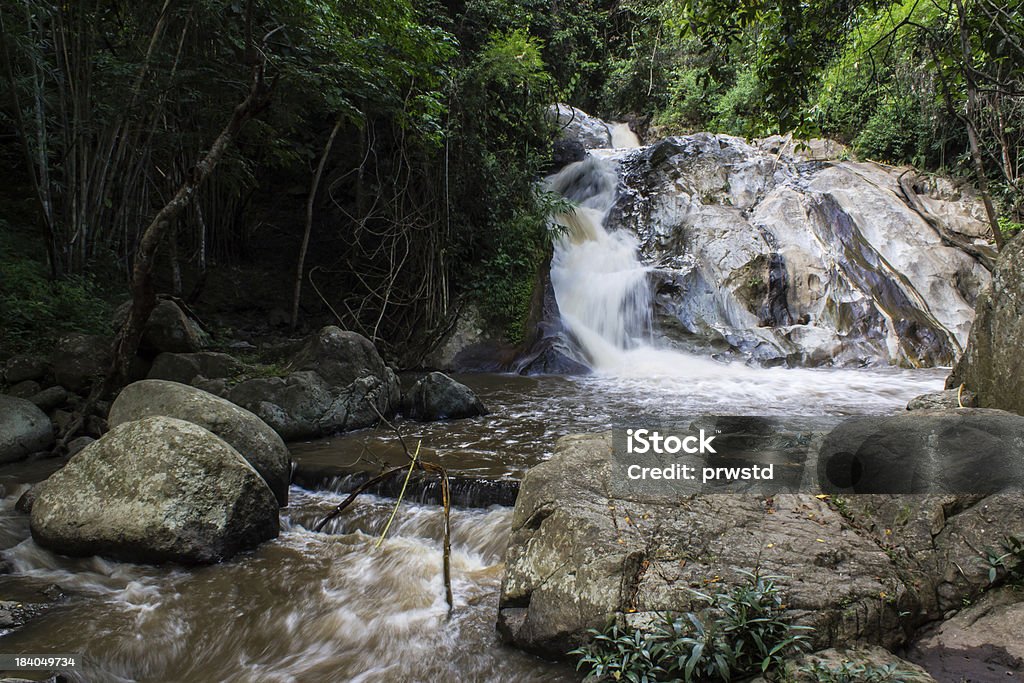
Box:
0, 365, 944, 682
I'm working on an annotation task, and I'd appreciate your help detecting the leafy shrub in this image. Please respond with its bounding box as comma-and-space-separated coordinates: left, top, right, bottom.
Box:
570, 571, 811, 682
0, 228, 113, 354
853, 96, 928, 165
710, 67, 767, 137
798, 660, 909, 682
978, 535, 1024, 587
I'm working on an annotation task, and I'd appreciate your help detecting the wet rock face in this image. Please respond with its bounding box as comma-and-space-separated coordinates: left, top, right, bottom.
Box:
948, 233, 1024, 414
608, 134, 992, 367
30, 416, 279, 564
549, 104, 613, 149
498, 432, 1024, 658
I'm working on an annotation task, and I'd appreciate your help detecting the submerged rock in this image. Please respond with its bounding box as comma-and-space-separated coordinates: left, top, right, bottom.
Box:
402, 372, 488, 421
498, 432, 1024, 657
0, 396, 54, 464
109, 380, 291, 506
948, 233, 1024, 415
30, 416, 279, 564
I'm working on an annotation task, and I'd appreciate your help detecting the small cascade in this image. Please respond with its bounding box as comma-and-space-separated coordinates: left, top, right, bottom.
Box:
547, 155, 652, 367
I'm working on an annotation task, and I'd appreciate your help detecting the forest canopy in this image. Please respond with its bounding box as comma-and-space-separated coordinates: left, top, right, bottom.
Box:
0, 0, 1021, 361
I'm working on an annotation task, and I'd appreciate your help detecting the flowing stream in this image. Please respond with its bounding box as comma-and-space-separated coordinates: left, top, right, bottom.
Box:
0, 129, 953, 682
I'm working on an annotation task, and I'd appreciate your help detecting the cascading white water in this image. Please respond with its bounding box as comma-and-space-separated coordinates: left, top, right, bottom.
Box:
547, 154, 652, 367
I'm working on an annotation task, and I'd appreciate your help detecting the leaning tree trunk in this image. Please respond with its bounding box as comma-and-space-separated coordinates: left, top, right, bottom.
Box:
56, 60, 272, 451
108, 61, 272, 387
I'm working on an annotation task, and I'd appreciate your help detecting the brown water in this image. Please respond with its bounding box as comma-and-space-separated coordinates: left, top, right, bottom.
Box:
0, 367, 945, 682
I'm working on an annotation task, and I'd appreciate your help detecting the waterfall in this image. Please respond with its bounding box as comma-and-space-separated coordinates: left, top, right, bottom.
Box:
547, 151, 652, 368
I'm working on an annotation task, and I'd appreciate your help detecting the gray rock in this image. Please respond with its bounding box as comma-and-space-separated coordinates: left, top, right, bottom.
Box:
0, 396, 54, 463
109, 380, 291, 506
3, 355, 48, 384
147, 351, 242, 384
909, 586, 1024, 676
66, 436, 94, 457
549, 104, 612, 149
7, 380, 41, 399
949, 233, 1024, 415
30, 416, 279, 564
28, 386, 69, 413
819, 408, 1024, 494
608, 135, 991, 367
290, 326, 392, 389
402, 372, 488, 421
114, 299, 208, 354
498, 432, 1024, 657
50, 333, 111, 394
906, 388, 977, 411
228, 370, 394, 441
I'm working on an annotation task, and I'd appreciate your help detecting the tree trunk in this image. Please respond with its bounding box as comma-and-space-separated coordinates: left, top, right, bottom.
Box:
291, 116, 343, 329
954, 0, 1005, 250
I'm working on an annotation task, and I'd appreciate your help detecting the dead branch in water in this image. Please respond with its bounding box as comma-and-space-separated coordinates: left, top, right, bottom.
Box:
313, 404, 454, 614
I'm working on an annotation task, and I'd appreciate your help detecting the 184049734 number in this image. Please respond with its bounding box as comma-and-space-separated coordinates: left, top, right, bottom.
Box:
0, 654, 80, 670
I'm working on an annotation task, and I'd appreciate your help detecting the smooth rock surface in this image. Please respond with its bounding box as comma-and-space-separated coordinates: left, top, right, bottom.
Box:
0, 396, 54, 463
109, 380, 291, 506
30, 416, 279, 564
603, 134, 993, 367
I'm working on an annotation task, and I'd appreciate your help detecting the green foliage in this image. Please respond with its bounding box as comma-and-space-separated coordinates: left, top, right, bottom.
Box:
570, 571, 811, 682
998, 217, 1024, 240
978, 535, 1024, 587
853, 96, 928, 165
0, 224, 112, 354
710, 67, 767, 137
797, 660, 908, 682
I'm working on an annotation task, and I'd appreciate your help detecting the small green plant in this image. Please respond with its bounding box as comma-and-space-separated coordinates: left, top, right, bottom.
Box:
798, 659, 907, 682
570, 571, 811, 682
978, 535, 1024, 586
997, 216, 1023, 240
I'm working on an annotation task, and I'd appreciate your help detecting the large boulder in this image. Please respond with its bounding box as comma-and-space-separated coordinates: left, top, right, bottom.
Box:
402, 372, 488, 421
609, 135, 992, 367
30, 416, 279, 564
907, 388, 977, 411
290, 326, 391, 388
109, 380, 291, 506
222, 327, 400, 440
498, 432, 1024, 658
50, 333, 112, 394
548, 104, 612, 149
3, 355, 48, 385
114, 299, 208, 354
0, 396, 54, 463
147, 351, 241, 385
228, 370, 396, 441
948, 232, 1024, 414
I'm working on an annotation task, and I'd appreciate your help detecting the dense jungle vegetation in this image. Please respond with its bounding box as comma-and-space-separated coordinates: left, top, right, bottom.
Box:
0, 0, 1022, 365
